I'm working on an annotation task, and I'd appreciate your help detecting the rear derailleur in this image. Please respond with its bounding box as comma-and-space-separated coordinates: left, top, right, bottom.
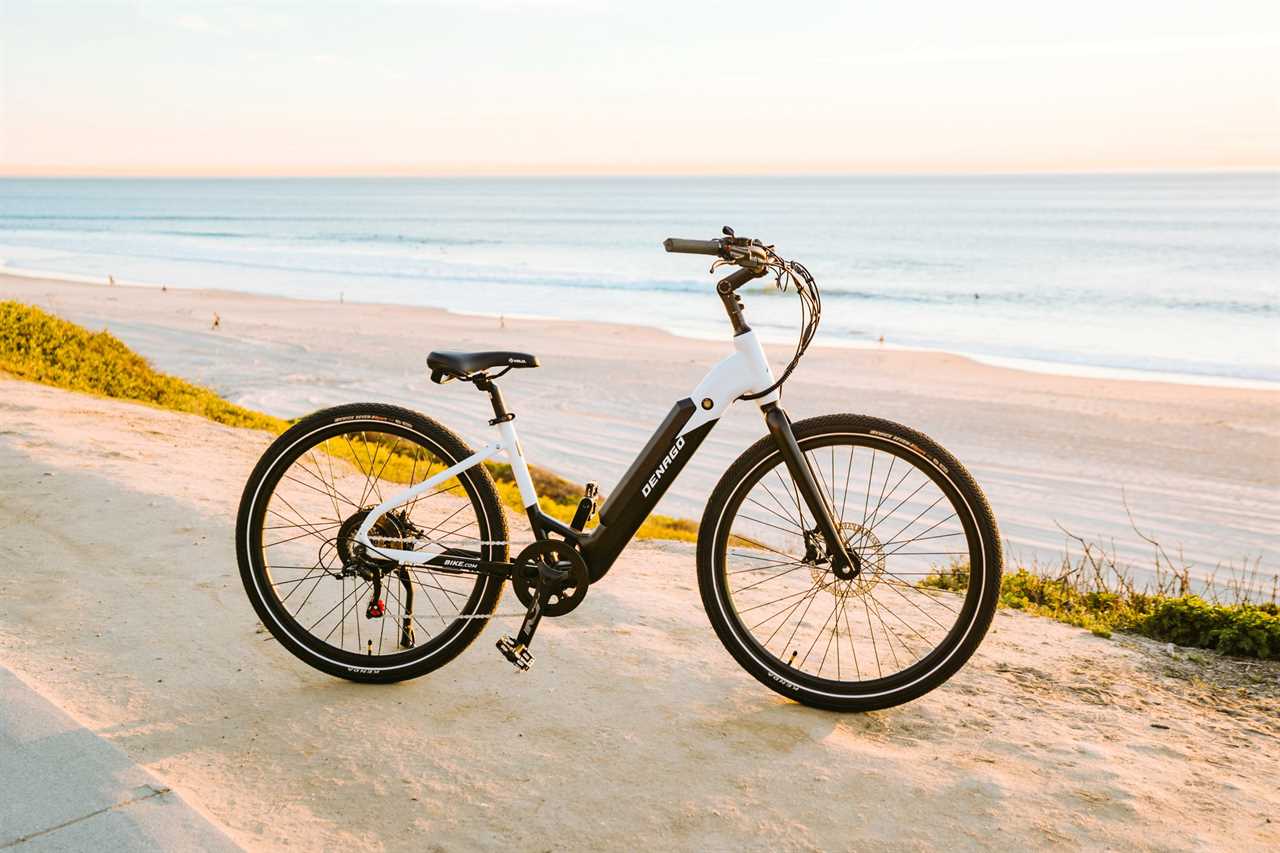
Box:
334, 508, 419, 650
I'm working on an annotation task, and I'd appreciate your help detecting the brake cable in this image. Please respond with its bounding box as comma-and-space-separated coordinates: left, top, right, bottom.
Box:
711, 246, 822, 401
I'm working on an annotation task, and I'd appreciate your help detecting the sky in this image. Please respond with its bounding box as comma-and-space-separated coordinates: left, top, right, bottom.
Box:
1, 0, 1277, 176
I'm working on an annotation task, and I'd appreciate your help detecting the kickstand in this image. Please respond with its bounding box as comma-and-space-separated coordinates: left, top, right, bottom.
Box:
396, 566, 415, 648
497, 583, 546, 671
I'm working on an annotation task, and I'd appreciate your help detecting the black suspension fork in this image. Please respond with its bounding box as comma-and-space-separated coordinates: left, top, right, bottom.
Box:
761, 403, 860, 579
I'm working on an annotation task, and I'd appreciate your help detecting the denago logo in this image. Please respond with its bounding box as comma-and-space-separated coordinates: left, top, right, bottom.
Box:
642, 436, 685, 498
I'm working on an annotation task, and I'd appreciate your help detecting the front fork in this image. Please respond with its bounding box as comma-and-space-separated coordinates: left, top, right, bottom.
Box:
762, 403, 860, 579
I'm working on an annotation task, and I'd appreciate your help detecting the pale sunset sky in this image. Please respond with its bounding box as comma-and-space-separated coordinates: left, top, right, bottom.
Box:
1, 0, 1277, 176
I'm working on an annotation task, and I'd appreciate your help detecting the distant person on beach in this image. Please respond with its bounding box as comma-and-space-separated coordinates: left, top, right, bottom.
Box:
108, 275, 115, 286
211, 312, 221, 330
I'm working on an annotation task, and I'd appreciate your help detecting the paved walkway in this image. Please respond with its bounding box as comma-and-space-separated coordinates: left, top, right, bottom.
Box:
0, 666, 239, 851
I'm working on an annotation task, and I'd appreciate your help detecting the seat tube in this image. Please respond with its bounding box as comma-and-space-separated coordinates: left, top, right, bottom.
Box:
497, 419, 538, 509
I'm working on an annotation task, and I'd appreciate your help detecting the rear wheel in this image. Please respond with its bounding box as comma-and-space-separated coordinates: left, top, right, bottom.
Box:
698, 414, 1001, 711
236, 403, 508, 682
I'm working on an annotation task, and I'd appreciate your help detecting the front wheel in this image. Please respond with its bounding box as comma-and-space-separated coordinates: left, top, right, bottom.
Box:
698, 414, 1002, 711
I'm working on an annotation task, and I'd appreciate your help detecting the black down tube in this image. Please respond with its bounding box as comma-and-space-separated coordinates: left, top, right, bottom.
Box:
579, 398, 715, 581
761, 403, 858, 576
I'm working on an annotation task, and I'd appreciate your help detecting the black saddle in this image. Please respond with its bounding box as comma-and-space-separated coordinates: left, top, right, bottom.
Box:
427, 350, 539, 382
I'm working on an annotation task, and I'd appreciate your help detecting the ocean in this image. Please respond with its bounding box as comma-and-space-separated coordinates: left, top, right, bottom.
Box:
1, 173, 1277, 386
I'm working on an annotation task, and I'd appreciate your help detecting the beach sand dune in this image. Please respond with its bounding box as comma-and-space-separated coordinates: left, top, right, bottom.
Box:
1, 379, 1276, 851
3, 273, 1276, 592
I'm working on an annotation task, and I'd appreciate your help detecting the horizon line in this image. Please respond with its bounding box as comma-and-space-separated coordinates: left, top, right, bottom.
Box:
2, 165, 1277, 180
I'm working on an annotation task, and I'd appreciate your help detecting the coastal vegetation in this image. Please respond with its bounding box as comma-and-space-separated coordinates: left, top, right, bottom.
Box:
0, 300, 285, 432
3, 300, 1272, 657
0, 300, 696, 541
922, 541, 1279, 660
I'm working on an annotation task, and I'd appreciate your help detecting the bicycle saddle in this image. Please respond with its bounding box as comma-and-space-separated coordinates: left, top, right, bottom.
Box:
427, 350, 539, 379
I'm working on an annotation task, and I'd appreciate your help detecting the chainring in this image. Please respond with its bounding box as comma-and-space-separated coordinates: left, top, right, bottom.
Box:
510, 539, 590, 617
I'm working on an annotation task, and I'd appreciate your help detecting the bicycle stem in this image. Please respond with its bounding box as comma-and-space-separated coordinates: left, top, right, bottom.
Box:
716, 267, 765, 335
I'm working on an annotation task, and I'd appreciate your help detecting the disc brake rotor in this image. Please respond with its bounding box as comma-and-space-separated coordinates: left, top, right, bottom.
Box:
811, 521, 887, 598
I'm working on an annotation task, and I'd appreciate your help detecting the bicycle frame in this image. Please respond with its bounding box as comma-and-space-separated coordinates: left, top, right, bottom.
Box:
356, 274, 854, 584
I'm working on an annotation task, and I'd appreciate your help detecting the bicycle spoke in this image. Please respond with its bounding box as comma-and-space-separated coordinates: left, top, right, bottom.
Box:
840, 445, 855, 524
745, 495, 804, 532
864, 595, 903, 670
799, 597, 840, 669
775, 469, 809, 531
863, 597, 883, 678
731, 563, 813, 594
265, 520, 342, 549
383, 581, 439, 640
738, 513, 807, 539
251, 425, 493, 661
722, 434, 981, 687
727, 556, 806, 574
842, 596, 861, 680
759, 480, 803, 530
301, 450, 352, 517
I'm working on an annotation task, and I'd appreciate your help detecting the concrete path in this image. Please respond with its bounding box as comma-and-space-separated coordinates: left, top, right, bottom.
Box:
0, 666, 240, 851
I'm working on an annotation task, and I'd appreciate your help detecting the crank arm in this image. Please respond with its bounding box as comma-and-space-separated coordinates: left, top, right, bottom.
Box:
497, 581, 551, 671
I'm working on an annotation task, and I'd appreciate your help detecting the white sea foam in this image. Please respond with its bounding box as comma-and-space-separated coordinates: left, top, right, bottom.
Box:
3, 172, 1276, 386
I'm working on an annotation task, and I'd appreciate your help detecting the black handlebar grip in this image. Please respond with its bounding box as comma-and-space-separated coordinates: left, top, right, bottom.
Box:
663, 237, 723, 256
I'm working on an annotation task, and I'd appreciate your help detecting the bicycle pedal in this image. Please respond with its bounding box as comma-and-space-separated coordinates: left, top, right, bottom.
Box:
496, 635, 534, 671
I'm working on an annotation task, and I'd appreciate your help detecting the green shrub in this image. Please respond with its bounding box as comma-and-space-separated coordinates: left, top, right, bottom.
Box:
917, 563, 1278, 659
917, 561, 970, 593
0, 301, 286, 432
1139, 596, 1280, 660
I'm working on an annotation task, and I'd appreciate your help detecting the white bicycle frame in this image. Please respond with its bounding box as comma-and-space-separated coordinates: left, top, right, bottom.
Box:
354, 329, 779, 566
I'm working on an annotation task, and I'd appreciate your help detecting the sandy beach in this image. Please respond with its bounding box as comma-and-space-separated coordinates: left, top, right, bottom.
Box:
2, 271, 1277, 591
7, 1, 1278, 847
0, 376, 1277, 850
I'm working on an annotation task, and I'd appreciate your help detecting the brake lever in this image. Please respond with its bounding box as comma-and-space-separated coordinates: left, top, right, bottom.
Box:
724, 244, 770, 271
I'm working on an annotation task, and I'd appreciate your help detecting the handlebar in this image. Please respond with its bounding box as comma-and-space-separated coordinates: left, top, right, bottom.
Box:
662, 237, 723, 256
662, 226, 822, 401
664, 232, 771, 273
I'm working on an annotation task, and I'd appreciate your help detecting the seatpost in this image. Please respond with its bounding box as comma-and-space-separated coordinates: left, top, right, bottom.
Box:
473, 375, 514, 425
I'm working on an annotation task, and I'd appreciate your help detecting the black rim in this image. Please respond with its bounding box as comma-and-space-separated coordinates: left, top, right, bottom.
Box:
715, 432, 984, 693
247, 420, 499, 665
